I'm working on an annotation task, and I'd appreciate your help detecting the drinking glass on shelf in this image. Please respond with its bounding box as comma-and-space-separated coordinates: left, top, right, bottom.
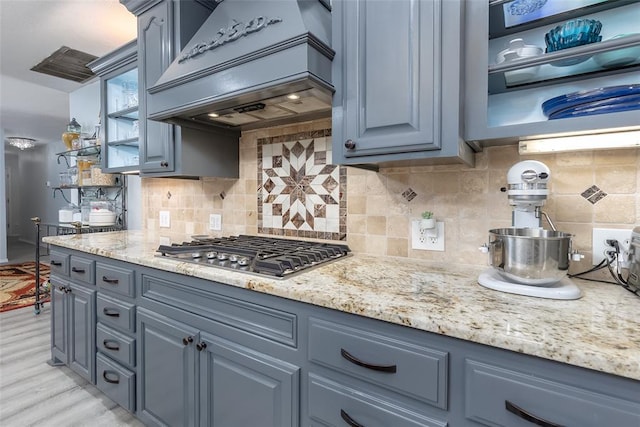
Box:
122, 81, 138, 109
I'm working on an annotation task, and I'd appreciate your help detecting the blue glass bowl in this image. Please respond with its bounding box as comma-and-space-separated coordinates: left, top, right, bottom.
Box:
545, 19, 602, 53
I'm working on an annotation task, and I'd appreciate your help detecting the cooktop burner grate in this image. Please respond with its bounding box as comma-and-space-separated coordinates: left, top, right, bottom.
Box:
157, 235, 351, 278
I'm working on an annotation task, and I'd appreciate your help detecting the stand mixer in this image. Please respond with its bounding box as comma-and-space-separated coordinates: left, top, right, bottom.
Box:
478, 160, 582, 300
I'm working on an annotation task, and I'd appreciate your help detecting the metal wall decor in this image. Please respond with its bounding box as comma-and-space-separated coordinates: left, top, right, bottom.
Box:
179, 16, 283, 62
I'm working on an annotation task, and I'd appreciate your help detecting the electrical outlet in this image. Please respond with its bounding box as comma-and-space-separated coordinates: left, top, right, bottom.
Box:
592, 228, 632, 265
209, 214, 222, 231
159, 211, 171, 228
411, 220, 445, 251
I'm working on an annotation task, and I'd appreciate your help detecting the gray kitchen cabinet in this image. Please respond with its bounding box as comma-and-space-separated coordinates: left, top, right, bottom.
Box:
331, 0, 474, 167
122, 0, 240, 178
47, 246, 640, 426
137, 308, 198, 427
87, 40, 140, 173
198, 332, 300, 427
50, 276, 96, 383
94, 261, 137, 412
464, 0, 640, 146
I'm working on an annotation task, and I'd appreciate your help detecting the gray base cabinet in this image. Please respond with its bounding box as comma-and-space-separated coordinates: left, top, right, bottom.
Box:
48, 247, 640, 427
331, 0, 474, 167
49, 250, 96, 384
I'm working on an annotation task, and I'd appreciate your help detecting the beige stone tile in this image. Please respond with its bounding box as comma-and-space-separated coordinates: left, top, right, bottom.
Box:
594, 148, 638, 165
486, 145, 519, 169
473, 149, 488, 170
431, 172, 460, 194
594, 195, 636, 224
347, 215, 367, 234
365, 173, 387, 195
387, 215, 410, 238
364, 235, 386, 255
555, 151, 593, 166
553, 168, 594, 194
387, 238, 408, 257
554, 195, 592, 223
347, 195, 366, 215
346, 234, 367, 253
366, 195, 390, 216
366, 216, 387, 235
457, 193, 489, 220
459, 170, 488, 194
595, 165, 637, 194
347, 174, 367, 195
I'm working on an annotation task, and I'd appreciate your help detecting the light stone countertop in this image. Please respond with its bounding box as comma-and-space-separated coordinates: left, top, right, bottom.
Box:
43, 230, 640, 381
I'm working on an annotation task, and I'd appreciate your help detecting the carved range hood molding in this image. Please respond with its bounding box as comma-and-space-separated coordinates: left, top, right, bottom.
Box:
147, 0, 334, 130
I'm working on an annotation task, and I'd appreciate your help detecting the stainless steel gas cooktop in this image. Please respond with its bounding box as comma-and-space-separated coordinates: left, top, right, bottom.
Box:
157, 235, 351, 279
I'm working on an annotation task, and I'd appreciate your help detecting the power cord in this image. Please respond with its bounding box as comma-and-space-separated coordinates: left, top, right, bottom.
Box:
569, 242, 634, 294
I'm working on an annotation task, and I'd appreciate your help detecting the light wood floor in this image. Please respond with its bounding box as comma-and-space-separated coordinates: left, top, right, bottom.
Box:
0, 306, 144, 426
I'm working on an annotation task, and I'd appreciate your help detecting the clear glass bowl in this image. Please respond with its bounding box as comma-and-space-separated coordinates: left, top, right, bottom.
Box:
544, 19, 602, 53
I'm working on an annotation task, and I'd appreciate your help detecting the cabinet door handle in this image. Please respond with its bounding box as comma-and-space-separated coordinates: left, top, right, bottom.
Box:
51, 260, 62, 266
196, 341, 207, 351
103, 339, 120, 351
340, 348, 397, 373
102, 276, 119, 284
344, 139, 356, 150
182, 336, 194, 346
160, 161, 169, 167
71, 267, 85, 273
103, 308, 120, 317
340, 409, 364, 427
102, 370, 120, 384
505, 400, 564, 427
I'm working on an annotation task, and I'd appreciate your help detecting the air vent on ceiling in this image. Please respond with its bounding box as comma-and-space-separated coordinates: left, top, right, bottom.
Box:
30, 46, 98, 83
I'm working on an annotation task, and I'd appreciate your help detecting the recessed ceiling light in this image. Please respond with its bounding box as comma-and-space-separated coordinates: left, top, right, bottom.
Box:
286, 94, 300, 100
208, 113, 220, 118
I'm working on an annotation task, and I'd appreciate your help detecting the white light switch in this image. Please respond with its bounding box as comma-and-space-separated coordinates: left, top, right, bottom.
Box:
159, 211, 171, 228
209, 214, 222, 231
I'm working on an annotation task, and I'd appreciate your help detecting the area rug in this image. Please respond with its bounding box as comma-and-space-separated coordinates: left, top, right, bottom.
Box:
0, 262, 50, 313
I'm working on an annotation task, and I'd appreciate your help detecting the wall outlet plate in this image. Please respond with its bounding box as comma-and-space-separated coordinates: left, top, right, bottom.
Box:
159, 211, 171, 228
411, 220, 445, 251
592, 228, 632, 265
209, 214, 222, 231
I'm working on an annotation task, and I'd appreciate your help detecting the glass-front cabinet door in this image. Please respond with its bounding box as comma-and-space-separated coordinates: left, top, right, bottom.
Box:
103, 66, 139, 171
465, 0, 640, 143
88, 40, 139, 173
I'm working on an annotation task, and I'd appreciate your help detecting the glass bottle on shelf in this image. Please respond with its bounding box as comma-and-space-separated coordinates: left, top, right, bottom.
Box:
62, 118, 82, 151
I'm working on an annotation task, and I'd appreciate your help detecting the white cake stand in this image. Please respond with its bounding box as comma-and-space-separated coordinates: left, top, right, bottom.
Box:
478, 268, 582, 300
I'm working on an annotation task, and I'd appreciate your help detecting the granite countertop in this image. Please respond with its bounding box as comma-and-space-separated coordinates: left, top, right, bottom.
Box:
43, 230, 640, 381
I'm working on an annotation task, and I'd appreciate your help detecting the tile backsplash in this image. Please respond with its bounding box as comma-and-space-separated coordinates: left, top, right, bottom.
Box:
142, 118, 639, 271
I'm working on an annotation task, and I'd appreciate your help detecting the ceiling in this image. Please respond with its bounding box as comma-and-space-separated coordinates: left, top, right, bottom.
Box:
0, 0, 137, 148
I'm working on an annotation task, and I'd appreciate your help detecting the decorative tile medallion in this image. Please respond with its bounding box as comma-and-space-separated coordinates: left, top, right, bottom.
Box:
257, 129, 346, 240
581, 185, 607, 204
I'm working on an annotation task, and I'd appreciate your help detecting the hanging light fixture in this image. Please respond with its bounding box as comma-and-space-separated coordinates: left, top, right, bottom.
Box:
5, 137, 36, 150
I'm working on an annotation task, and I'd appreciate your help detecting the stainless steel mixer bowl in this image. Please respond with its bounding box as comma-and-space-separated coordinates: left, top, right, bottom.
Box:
488, 228, 573, 286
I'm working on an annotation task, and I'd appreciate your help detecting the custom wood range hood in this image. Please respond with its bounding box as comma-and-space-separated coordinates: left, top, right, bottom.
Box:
147, 0, 334, 131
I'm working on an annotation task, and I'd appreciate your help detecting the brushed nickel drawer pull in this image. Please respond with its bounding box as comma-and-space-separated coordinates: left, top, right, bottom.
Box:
505, 400, 564, 427
340, 348, 397, 373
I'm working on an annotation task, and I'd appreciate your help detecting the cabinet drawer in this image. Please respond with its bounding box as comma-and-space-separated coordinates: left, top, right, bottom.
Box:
308, 318, 448, 409
308, 374, 446, 427
96, 353, 135, 412
97, 322, 135, 368
49, 250, 70, 276
69, 256, 95, 285
465, 359, 640, 427
96, 263, 135, 297
97, 293, 135, 333
141, 274, 296, 347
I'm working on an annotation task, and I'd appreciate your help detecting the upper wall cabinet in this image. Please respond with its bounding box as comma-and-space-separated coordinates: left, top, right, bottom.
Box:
121, 0, 239, 178
88, 41, 140, 173
331, 0, 474, 168
464, 0, 640, 145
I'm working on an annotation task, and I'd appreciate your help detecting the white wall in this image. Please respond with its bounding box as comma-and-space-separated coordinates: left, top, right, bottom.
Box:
0, 127, 7, 263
